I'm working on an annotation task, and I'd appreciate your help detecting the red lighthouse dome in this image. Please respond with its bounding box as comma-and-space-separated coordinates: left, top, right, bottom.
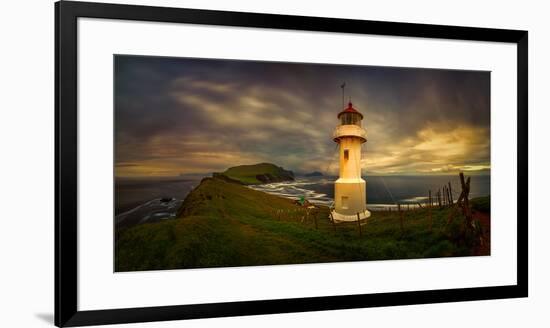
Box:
337, 102, 363, 119
337, 102, 363, 126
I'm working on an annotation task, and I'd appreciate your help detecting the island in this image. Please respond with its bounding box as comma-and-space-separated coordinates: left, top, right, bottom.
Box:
213, 162, 294, 185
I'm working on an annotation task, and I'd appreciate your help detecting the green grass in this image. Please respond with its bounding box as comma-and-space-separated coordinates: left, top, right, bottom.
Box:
115, 177, 487, 272
217, 162, 293, 184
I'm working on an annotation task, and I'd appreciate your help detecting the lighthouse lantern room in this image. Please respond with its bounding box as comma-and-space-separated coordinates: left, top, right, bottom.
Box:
331, 101, 371, 223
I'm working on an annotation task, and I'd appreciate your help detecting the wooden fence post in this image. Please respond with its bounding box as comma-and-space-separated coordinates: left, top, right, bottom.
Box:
398, 204, 404, 233
313, 211, 318, 230
428, 199, 433, 232
459, 172, 472, 227
448, 182, 454, 205
356, 212, 362, 237
329, 212, 336, 232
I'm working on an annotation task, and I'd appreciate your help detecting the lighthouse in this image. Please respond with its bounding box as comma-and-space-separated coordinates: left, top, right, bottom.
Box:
331, 101, 371, 222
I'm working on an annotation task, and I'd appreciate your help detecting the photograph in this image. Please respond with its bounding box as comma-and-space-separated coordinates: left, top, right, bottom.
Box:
114, 55, 491, 272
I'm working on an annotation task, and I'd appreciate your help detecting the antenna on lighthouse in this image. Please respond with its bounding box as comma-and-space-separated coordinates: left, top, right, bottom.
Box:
340, 82, 346, 109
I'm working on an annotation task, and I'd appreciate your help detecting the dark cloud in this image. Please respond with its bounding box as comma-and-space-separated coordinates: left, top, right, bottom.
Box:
114, 55, 490, 176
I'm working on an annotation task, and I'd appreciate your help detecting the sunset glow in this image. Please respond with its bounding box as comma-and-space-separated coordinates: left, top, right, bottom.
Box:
115, 56, 490, 177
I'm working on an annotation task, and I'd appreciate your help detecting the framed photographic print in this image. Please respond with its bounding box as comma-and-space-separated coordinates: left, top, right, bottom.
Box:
55, 1, 528, 327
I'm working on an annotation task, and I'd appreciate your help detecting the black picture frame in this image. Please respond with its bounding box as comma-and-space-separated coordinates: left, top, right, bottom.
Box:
55, 1, 528, 326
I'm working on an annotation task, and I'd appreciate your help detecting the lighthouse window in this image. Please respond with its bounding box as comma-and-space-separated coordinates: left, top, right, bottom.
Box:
340, 113, 361, 126
344, 149, 349, 160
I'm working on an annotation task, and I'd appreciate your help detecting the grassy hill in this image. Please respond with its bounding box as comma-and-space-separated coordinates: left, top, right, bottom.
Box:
115, 177, 489, 272
214, 162, 294, 185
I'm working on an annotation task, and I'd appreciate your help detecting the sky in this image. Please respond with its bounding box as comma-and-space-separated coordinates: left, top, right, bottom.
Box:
114, 55, 490, 177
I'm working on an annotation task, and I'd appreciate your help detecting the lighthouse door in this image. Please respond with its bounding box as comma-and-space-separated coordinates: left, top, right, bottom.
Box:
341, 196, 349, 209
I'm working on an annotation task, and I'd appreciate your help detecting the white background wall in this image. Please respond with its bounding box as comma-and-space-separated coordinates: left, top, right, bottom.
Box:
0, 0, 546, 327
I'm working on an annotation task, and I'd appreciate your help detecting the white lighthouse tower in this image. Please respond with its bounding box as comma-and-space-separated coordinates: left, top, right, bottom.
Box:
331, 101, 371, 222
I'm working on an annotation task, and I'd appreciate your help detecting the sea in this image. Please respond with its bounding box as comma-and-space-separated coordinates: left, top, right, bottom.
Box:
115, 177, 200, 215
115, 174, 490, 224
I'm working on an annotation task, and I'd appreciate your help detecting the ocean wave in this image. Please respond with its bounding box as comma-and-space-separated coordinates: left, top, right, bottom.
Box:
248, 179, 334, 206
